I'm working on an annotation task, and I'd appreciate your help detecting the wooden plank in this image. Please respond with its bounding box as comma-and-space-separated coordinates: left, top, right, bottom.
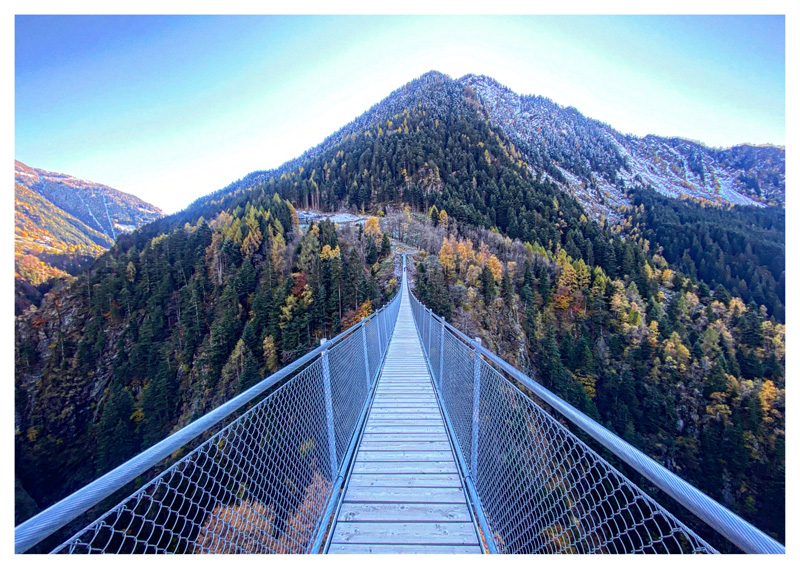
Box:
373, 392, 435, 396
372, 392, 436, 397
373, 393, 432, 397
370, 403, 435, 409
371, 394, 435, 399
347, 473, 462, 488
374, 390, 432, 395
367, 413, 441, 420
367, 412, 441, 417
365, 419, 444, 426
370, 406, 438, 410
343, 486, 467, 504
337, 503, 473, 523
357, 451, 454, 462
372, 399, 439, 406
328, 543, 481, 554
371, 399, 437, 405
373, 393, 433, 397
366, 419, 442, 425
363, 426, 447, 434
358, 441, 451, 451
371, 397, 436, 402
351, 461, 458, 474
360, 434, 448, 442
369, 409, 440, 416
331, 522, 479, 545
364, 423, 445, 430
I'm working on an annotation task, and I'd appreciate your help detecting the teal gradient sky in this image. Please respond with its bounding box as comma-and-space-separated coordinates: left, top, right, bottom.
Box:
15, 15, 785, 213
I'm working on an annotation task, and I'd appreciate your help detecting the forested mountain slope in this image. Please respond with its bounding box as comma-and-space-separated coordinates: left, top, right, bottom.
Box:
15, 193, 397, 535
15, 161, 163, 240
620, 188, 785, 320
15, 70, 784, 549
406, 209, 783, 548
15, 182, 110, 291
14, 162, 163, 315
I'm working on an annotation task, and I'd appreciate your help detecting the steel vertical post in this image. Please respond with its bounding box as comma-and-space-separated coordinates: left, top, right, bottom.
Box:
320, 338, 338, 476
438, 322, 445, 389
361, 319, 372, 388
470, 337, 482, 478
426, 308, 433, 356
376, 310, 384, 355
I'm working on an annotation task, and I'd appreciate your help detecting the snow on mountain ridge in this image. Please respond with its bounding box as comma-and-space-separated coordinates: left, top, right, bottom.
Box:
459, 74, 784, 220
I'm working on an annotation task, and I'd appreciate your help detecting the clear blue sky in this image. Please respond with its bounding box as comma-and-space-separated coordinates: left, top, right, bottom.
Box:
15, 15, 785, 214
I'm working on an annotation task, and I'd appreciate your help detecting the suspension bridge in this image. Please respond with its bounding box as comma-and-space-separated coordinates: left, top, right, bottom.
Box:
15, 256, 784, 554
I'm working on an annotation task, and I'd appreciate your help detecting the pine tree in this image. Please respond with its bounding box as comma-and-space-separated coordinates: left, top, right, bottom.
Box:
97, 383, 137, 473
481, 265, 496, 303
501, 267, 514, 307
365, 236, 378, 265
238, 352, 261, 393
381, 231, 391, 258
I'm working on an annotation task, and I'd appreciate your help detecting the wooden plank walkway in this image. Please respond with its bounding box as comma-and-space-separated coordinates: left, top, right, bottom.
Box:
328, 281, 482, 554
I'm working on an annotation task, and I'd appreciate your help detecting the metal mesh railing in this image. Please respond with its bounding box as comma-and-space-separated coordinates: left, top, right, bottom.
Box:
16, 288, 401, 554
408, 283, 782, 554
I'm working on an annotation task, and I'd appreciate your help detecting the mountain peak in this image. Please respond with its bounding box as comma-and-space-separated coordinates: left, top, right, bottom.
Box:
197, 70, 784, 223
417, 69, 450, 81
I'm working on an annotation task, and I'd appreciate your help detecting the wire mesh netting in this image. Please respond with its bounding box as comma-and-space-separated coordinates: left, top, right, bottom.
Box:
55, 360, 333, 554
47, 293, 401, 555
472, 360, 714, 553
327, 329, 369, 467
409, 291, 716, 554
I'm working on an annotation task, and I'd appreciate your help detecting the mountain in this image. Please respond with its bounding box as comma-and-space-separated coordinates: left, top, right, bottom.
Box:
15, 70, 784, 550
460, 74, 785, 220
14, 161, 163, 314
15, 161, 163, 240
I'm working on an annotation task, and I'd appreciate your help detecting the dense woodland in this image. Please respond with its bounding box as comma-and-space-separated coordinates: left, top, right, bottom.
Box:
14, 183, 111, 314
620, 187, 785, 320
15, 193, 396, 526
410, 209, 784, 547
15, 72, 784, 550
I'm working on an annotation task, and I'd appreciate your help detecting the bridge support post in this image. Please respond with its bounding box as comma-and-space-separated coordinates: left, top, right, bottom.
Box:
376, 310, 384, 355
426, 308, 433, 356
320, 338, 338, 476
470, 337, 482, 478
438, 321, 444, 389
361, 319, 372, 389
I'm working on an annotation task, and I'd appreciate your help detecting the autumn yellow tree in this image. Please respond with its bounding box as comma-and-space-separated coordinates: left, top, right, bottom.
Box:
319, 244, 340, 261
438, 209, 449, 231
438, 237, 456, 276
364, 216, 382, 239
486, 254, 503, 281
241, 217, 263, 258
262, 335, 278, 373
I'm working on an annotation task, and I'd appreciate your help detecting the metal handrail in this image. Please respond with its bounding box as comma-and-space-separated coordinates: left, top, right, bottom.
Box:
406, 272, 784, 554
15, 283, 402, 554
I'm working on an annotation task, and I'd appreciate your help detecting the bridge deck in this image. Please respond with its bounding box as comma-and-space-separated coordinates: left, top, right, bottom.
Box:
327, 282, 482, 554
